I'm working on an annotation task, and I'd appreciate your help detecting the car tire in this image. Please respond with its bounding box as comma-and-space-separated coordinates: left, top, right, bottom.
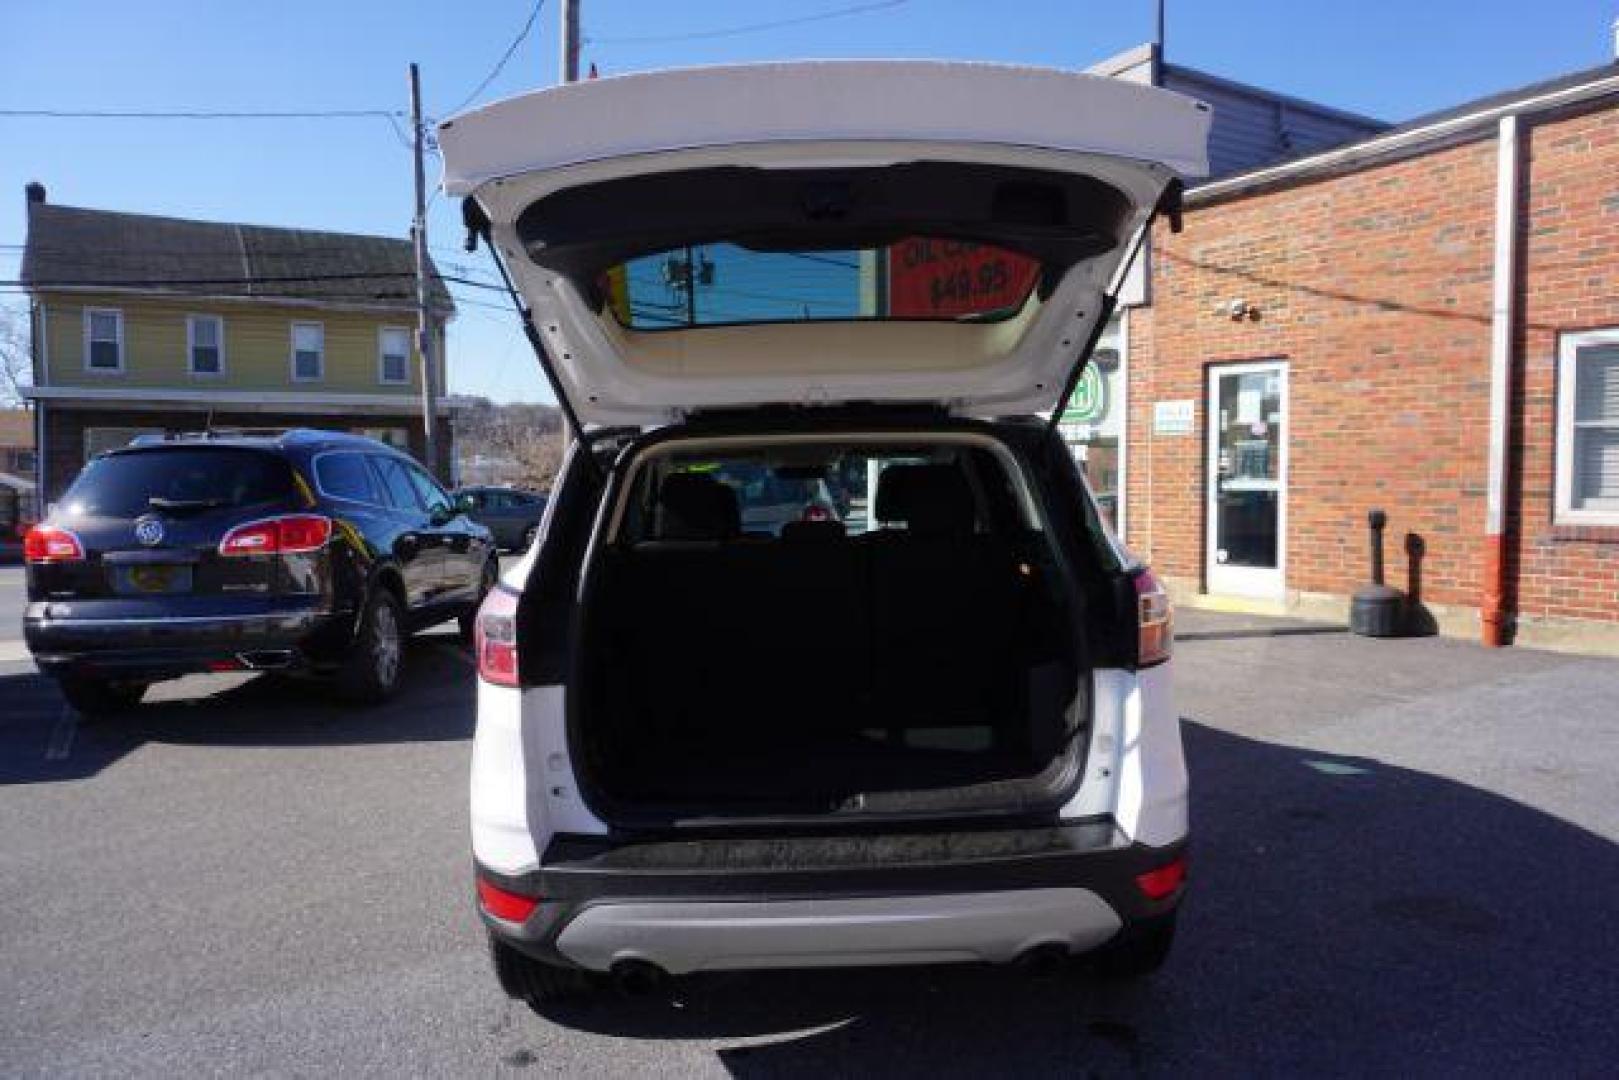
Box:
1089, 911, 1177, 980
488, 934, 601, 1007
336, 588, 405, 705
460, 559, 497, 642
57, 676, 147, 718
520, 524, 539, 551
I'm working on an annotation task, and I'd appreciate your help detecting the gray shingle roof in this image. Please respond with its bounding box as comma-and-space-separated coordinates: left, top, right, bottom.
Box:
21, 202, 454, 314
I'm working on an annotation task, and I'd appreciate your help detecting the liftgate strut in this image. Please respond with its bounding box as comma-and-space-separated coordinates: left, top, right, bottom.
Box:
463, 197, 601, 478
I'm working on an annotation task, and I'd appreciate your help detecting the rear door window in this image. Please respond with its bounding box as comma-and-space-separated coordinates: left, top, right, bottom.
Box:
404, 464, 452, 515
370, 455, 421, 512
60, 448, 294, 518
315, 452, 381, 504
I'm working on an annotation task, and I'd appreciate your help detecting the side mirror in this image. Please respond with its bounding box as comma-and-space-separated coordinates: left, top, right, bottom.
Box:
455, 493, 477, 515
430, 504, 455, 526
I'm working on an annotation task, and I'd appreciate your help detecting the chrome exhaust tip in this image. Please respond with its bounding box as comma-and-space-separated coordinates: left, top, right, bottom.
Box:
1013, 942, 1071, 977
609, 959, 668, 996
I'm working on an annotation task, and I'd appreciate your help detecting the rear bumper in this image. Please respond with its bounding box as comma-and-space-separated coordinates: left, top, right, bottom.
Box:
479, 820, 1185, 974
23, 599, 353, 679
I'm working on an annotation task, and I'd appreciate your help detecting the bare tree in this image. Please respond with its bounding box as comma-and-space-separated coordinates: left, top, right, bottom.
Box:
451, 398, 565, 490
0, 303, 31, 407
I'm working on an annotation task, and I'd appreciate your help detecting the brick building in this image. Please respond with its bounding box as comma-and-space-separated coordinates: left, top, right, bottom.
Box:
1115, 61, 1619, 652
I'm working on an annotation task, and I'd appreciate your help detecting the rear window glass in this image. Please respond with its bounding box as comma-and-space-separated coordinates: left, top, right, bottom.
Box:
316, 452, 381, 504
60, 448, 295, 518
619, 443, 1028, 542
602, 238, 1040, 330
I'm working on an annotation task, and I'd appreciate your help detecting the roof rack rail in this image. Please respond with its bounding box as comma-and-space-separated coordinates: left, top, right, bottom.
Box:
125, 427, 319, 447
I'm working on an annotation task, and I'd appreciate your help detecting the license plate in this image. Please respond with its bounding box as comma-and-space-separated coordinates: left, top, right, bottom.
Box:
115, 564, 193, 595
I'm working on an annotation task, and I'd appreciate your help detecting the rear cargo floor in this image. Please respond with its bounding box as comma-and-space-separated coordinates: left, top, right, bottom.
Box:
601, 726, 1061, 813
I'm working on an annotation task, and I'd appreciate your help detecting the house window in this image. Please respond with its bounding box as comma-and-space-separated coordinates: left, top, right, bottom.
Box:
84, 308, 124, 372
291, 322, 324, 382
187, 314, 224, 376
379, 327, 411, 385
1556, 329, 1619, 526
352, 426, 410, 451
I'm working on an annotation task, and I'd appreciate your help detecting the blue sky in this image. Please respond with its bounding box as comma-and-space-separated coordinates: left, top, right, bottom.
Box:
4, 0, 1615, 403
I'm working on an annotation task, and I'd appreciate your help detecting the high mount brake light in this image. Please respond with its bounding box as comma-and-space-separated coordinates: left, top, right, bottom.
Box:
476, 587, 520, 687
23, 525, 85, 563
218, 515, 332, 557
1134, 567, 1172, 668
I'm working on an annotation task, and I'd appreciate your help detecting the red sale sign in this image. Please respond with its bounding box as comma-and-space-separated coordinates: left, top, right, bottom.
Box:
886, 238, 1040, 318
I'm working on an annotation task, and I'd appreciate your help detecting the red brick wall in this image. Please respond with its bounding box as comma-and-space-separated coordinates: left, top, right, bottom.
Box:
1512, 106, 1619, 624
1127, 101, 1619, 632
1128, 139, 1501, 611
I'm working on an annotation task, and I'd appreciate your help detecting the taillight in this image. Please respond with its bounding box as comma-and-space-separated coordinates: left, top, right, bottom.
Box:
803, 503, 831, 522
1134, 567, 1172, 667
475, 586, 520, 687
23, 524, 85, 563
476, 876, 539, 922
219, 514, 332, 557
1135, 853, 1187, 901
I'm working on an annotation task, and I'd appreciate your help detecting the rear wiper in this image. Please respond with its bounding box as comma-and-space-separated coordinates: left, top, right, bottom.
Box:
148, 496, 227, 511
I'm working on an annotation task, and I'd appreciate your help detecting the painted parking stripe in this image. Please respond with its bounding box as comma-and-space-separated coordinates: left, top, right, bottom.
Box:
44, 705, 76, 761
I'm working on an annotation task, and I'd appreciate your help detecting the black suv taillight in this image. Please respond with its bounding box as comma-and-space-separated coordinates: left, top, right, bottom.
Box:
23, 524, 84, 564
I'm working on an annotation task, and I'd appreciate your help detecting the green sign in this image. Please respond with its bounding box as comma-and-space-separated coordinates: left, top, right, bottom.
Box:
1063, 364, 1106, 424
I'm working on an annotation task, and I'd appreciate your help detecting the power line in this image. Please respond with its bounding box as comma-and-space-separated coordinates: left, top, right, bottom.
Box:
0, 107, 402, 120
446, 0, 547, 116
589, 0, 907, 45
0, 271, 506, 293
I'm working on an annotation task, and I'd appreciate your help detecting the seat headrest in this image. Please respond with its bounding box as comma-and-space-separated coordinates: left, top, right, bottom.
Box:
874, 464, 975, 537
658, 472, 740, 540
780, 519, 846, 542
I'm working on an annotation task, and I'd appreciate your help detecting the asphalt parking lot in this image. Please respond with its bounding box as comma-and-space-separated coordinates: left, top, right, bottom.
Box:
3, 581, 1618, 1076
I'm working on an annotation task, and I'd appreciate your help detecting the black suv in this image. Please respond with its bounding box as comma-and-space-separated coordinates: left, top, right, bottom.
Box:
23, 429, 496, 714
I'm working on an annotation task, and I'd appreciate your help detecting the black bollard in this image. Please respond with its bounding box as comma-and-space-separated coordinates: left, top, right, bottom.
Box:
1350, 509, 1405, 637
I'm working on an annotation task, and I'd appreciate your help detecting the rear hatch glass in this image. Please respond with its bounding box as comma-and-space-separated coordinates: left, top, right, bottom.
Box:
606, 238, 1041, 330
61, 448, 296, 517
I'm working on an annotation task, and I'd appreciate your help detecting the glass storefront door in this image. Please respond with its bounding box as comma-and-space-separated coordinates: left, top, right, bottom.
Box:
1206, 361, 1287, 597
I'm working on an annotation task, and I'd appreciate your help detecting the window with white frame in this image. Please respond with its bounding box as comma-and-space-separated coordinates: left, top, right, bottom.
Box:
291, 322, 324, 381
378, 327, 411, 385
84, 308, 123, 371
187, 314, 224, 375
1556, 329, 1619, 525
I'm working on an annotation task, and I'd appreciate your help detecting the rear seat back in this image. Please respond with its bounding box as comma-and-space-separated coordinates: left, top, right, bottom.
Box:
864, 464, 1021, 726
609, 460, 1026, 741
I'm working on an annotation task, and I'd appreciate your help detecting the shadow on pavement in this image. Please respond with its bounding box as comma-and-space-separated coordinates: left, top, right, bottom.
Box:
524, 721, 1619, 1075
0, 635, 475, 786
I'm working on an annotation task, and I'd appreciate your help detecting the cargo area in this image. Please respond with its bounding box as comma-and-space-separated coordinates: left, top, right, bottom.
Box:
570, 436, 1090, 821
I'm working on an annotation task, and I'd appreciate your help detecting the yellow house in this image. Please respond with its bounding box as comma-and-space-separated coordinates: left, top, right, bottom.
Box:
19, 184, 455, 501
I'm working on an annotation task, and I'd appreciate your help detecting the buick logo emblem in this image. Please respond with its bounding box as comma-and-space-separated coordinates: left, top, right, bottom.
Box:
134, 517, 165, 547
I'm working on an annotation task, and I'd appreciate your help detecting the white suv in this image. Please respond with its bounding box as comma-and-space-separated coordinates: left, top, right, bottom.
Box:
441, 60, 1208, 1003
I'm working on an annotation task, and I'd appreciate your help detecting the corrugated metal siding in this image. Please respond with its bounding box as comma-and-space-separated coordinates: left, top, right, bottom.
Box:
1164, 70, 1384, 178
39, 292, 428, 395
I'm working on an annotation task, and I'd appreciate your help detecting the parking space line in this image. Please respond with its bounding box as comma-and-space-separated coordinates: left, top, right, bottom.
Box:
44, 705, 77, 761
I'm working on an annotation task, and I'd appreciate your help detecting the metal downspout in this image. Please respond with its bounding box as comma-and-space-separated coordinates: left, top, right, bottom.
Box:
1482, 114, 1520, 647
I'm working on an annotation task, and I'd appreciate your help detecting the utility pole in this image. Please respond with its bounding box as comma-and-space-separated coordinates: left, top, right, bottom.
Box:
1154, 0, 1166, 59
408, 62, 440, 479
560, 0, 581, 83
